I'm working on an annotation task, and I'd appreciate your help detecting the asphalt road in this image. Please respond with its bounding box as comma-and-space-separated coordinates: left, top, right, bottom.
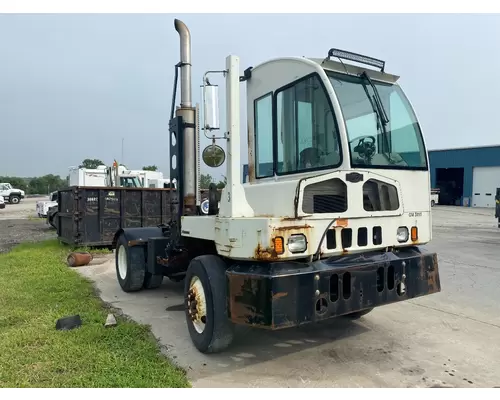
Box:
74, 206, 500, 388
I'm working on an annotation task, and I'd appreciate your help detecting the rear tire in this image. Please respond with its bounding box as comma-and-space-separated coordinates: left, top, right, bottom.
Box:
343, 308, 374, 319
184, 255, 234, 354
115, 234, 146, 292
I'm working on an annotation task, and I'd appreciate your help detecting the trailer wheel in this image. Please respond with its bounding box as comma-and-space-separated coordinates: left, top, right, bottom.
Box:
184, 255, 234, 354
344, 308, 374, 319
115, 234, 146, 292
143, 273, 163, 290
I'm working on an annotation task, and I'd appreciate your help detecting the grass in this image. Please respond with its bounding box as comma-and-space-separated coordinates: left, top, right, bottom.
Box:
0, 240, 190, 388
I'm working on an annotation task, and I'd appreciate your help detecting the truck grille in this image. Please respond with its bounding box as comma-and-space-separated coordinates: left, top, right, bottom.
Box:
326, 226, 383, 250
302, 178, 347, 214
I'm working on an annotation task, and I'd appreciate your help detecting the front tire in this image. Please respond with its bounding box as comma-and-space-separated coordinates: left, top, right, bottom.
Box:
431, 200, 436, 207
184, 255, 234, 354
9, 195, 20, 204
115, 234, 146, 292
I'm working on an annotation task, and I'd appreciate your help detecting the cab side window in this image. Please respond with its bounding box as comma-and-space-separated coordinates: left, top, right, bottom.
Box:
275, 74, 341, 174
254, 93, 273, 178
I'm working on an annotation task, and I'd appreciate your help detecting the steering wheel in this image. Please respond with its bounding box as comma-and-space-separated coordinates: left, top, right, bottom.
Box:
349, 135, 376, 158
299, 147, 323, 168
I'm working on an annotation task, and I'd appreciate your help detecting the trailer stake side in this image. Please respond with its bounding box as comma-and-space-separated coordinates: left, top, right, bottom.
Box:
112, 18, 441, 354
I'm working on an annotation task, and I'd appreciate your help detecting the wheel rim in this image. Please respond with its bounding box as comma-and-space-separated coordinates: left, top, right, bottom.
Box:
117, 245, 128, 280
11, 197, 19, 204
200, 199, 209, 215
187, 276, 207, 334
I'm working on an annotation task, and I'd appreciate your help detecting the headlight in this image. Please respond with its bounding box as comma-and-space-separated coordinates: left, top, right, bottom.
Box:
288, 234, 307, 253
397, 227, 409, 243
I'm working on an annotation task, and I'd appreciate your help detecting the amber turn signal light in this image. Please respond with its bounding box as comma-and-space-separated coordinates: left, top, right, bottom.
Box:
274, 236, 284, 255
411, 226, 418, 241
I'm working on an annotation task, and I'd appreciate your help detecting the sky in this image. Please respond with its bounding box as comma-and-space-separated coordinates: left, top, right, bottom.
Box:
1, 13, 499, 178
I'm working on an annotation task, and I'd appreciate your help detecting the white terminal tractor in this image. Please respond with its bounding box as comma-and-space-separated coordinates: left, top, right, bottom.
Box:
112, 18, 441, 354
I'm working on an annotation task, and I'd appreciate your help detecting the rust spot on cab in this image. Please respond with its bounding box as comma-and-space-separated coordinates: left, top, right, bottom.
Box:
272, 292, 288, 300
253, 223, 313, 261
281, 216, 303, 221
254, 242, 279, 261
274, 224, 312, 232
335, 218, 349, 228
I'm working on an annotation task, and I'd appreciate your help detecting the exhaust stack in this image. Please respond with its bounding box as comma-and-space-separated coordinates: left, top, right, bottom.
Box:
174, 19, 197, 215
174, 19, 192, 108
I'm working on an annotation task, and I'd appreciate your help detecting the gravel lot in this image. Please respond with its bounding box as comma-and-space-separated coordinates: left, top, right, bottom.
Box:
0, 197, 56, 253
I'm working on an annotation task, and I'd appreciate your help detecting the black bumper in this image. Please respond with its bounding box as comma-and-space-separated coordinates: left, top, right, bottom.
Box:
0, 203, 5, 209
226, 246, 440, 329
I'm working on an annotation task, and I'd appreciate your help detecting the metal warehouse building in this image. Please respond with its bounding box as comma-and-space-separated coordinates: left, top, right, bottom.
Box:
242, 144, 500, 208
429, 144, 500, 208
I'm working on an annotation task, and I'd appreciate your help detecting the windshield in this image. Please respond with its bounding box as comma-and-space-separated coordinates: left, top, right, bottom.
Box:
120, 177, 141, 188
327, 71, 427, 169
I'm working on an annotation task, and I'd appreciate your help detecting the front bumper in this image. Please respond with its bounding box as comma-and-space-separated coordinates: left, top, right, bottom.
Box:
226, 246, 440, 329
0, 203, 5, 209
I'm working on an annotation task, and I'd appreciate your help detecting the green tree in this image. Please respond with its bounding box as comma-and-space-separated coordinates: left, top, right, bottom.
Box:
199, 173, 213, 189
216, 175, 227, 190
142, 165, 158, 171
79, 158, 105, 169
27, 174, 68, 194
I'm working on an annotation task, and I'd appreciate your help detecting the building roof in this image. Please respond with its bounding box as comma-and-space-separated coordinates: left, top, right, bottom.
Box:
428, 144, 500, 153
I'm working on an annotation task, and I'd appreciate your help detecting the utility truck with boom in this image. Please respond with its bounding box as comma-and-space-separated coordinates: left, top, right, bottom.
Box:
69, 163, 143, 188
112, 19, 441, 354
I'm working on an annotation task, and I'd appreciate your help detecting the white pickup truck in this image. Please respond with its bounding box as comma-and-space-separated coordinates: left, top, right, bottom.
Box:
0, 182, 25, 204
36, 191, 58, 218
431, 188, 440, 207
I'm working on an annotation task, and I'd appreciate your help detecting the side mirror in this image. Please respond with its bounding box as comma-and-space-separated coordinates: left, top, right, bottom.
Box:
202, 84, 220, 131
202, 144, 226, 168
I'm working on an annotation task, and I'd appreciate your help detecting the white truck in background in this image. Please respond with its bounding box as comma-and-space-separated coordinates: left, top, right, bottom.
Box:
68, 164, 143, 188
36, 191, 58, 218
0, 182, 26, 204
431, 188, 440, 207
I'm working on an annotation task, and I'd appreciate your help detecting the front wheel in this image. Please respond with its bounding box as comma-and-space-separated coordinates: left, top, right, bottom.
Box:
9, 195, 20, 204
431, 200, 436, 207
184, 255, 234, 354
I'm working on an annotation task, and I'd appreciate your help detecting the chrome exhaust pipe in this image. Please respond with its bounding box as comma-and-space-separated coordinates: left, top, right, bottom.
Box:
174, 18, 196, 215
174, 19, 192, 108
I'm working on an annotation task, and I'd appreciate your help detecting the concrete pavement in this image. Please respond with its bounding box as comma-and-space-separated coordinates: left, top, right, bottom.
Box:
76, 206, 500, 388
